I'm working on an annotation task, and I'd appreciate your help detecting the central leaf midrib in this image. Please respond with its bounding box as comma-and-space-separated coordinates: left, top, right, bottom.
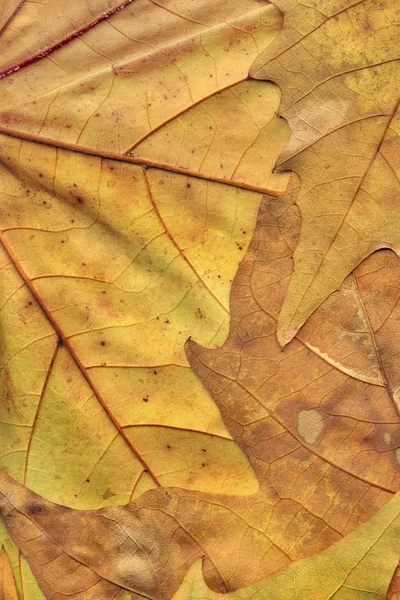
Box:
0, 229, 162, 487
0, 127, 283, 196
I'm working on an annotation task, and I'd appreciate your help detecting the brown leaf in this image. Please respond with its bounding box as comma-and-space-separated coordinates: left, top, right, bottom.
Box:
389, 570, 400, 600
0, 547, 18, 600
186, 174, 400, 579
0, 469, 196, 600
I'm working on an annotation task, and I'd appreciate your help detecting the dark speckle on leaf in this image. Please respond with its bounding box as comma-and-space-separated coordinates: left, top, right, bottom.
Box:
28, 504, 43, 515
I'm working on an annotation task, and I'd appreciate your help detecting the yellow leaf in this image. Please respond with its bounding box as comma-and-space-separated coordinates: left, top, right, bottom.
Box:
0, 133, 265, 500
250, 0, 400, 346
0, 2, 289, 596
0, 0, 285, 190
0, 0, 291, 497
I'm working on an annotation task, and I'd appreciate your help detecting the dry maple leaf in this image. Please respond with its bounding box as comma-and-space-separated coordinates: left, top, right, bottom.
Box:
1, 0, 400, 599
250, 0, 400, 346
2, 177, 400, 599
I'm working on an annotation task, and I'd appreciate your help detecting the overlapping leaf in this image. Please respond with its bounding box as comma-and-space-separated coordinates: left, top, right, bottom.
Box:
0, 0, 289, 505
172, 491, 400, 600
0, 0, 288, 196
250, 0, 400, 346
1, 0, 400, 598
0, 1, 291, 596
3, 179, 400, 599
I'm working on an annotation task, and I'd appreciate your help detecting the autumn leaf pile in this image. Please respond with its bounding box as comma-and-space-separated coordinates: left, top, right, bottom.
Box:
0, 0, 399, 599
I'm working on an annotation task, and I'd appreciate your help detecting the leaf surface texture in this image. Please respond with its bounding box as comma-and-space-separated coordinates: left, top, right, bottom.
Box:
251, 0, 400, 345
